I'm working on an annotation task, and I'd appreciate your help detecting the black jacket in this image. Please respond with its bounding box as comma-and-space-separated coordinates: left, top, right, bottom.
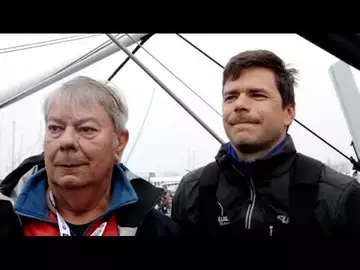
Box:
0, 154, 178, 237
172, 135, 360, 239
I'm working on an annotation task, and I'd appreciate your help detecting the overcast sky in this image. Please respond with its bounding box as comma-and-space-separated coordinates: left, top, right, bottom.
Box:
0, 33, 359, 179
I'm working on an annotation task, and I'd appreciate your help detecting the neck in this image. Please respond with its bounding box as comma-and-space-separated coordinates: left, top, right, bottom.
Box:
233, 134, 287, 162
47, 185, 111, 225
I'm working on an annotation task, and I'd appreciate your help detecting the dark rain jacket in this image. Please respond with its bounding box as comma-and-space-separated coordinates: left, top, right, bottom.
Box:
172, 135, 360, 239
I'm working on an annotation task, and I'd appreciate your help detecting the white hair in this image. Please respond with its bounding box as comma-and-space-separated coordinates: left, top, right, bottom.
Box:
43, 76, 128, 132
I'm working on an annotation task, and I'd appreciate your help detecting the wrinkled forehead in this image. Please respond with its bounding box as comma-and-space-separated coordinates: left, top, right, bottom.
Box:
223, 67, 278, 95
46, 91, 108, 123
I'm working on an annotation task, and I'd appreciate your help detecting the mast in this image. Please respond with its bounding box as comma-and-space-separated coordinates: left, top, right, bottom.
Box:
329, 61, 360, 168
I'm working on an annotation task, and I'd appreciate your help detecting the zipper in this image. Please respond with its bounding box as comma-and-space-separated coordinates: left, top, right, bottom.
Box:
83, 198, 138, 236
245, 177, 256, 229
232, 165, 256, 230
84, 192, 164, 236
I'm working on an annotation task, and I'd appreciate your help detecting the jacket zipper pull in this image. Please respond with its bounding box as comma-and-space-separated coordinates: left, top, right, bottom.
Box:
269, 225, 273, 236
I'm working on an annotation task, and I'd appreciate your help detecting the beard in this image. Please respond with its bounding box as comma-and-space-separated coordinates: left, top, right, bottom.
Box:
230, 131, 284, 156
233, 141, 270, 154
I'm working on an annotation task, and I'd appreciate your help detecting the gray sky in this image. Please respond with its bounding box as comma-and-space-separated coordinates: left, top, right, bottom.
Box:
0, 34, 358, 179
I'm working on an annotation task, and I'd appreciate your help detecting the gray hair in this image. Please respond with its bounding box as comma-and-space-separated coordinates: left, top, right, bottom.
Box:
43, 76, 129, 132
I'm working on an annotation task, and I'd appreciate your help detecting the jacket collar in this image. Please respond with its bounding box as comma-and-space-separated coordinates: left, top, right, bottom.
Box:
14, 164, 163, 226
215, 134, 297, 180
116, 164, 165, 227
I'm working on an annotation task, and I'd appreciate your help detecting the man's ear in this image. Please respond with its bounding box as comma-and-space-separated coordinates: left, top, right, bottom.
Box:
284, 103, 295, 128
114, 129, 129, 162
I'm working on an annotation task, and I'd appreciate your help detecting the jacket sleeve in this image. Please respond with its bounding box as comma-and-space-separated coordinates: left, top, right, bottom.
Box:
336, 179, 360, 239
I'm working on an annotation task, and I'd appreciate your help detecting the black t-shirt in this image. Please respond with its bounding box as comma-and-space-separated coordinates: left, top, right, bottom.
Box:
66, 221, 93, 236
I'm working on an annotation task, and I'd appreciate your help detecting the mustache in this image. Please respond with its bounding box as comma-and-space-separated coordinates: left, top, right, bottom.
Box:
228, 114, 260, 125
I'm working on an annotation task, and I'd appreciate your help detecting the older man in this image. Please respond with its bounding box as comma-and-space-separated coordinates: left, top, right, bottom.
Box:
0, 76, 178, 236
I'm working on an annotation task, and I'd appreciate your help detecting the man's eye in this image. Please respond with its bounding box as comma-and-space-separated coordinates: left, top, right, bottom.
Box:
48, 125, 62, 132
225, 96, 236, 101
252, 93, 266, 98
80, 127, 96, 133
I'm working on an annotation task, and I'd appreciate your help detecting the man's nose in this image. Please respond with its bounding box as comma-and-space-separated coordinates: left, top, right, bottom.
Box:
234, 94, 251, 112
58, 127, 79, 152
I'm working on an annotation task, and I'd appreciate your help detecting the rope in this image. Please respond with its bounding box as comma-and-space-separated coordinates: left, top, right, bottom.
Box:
0, 34, 125, 110
0, 34, 102, 55
108, 34, 153, 81
123, 87, 156, 165
125, 34, 222, 117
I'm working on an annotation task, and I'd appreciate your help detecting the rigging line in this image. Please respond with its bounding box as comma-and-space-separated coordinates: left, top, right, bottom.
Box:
0, 34, 91, 51
125, 34, 222, 117
176, 33, 224, 69
123, 87, 156, 165
0, 34, 88, 51
106, 33, 225, 145
15, 34, 125, 99
295, 119, 352, 163
14, 125, 43, 167
176, 33, 355, 163
0, 34, 103, 55
56, 34, 125, 75
0, 34, 135, 112
69, 34, 124, 67
0, 35, 125, 114
108, 34, 153, 81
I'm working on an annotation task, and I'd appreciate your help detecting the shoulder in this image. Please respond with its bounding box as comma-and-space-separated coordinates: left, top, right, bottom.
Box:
0, 193, 14, 205
320, 164, 360, 210
295, 153, 355, 193
171, 163, 219, 228
115, 164, 179, 236
173, 165, 210, 207
294, 153, 357, 212
320, 163, 356, 195
303, 156, 360, 224
178, 167, 204, 191
318, 164, 360, 237
136, 209, 179, 236
175, 162, 218, 198
0, 197, 23, 236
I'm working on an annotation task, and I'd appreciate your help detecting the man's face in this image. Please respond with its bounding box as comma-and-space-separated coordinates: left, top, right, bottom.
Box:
44, 99, 129, 190
222, 67, 295, 154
